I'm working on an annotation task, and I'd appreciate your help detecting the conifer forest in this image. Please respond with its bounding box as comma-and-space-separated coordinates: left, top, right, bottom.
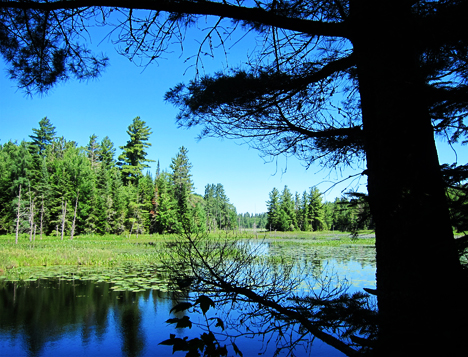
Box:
1, 117, 378, 239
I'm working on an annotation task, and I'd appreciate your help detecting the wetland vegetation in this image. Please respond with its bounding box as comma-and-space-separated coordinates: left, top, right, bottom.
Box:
0, 231, 377, 357
0, 231, 375, 282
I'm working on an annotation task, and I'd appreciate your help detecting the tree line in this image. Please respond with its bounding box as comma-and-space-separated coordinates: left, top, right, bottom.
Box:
0, 117, 237, 240
237, 212, 267, 230
266, 186, 372, 232
265, 183, 467, 234
4, 116, 464, 239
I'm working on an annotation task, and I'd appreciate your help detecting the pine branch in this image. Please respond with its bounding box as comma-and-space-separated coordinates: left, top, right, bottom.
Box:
1, 0, 349, 38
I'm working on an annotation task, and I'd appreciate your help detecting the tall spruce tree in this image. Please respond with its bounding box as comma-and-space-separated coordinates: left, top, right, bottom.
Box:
266, 187, 281, 231
29, 117, 56, 157
307, 187, 326, 231
170, 146, 194, 203
153, 171, 178, 233
118, 117, 154, 184
99, 136, 116, 169
86, 134, 101, 170
169, 147, 196, 233
204, 183, 237, 230
279, 185, 296, 231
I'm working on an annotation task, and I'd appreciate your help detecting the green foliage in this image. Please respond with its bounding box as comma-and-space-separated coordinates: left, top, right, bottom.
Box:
1, 119, 244, 238
29, 117, 56, 157
204, 183, 237, 231
442, 164, 468, 233
266, 187, 281, 230
0, 122, 151, 237
153, 171, 178, 233
86, 134, 101, 169
280, 185, 296, 231
170, 146, 194, 202
99, 136, 116, 168
265, 185, 373, 233
118, 117, 155, 184
447, 185, 468, 233
237, 212, 267, 229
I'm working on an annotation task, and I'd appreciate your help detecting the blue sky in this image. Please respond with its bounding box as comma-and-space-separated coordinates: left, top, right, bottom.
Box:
1, 24, 466, 213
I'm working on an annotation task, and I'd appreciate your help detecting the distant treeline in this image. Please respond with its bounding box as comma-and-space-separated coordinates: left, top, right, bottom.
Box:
264, 180, 468, 233
237, 212, 268, 230
265, 186, 373, 232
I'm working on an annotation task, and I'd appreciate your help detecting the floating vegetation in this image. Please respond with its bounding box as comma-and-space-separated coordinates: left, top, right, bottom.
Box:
0, 262, 177, 293
0, 233, 375, 293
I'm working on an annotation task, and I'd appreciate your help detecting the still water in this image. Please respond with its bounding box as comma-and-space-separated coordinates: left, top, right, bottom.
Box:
0, 241, 376, 357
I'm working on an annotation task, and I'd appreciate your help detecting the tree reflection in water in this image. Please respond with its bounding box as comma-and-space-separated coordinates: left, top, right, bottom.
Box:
0, 279, 180, 357
0, 245, 375, 357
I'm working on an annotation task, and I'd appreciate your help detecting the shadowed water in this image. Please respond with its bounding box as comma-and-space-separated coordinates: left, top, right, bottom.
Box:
0, 241, 376, 357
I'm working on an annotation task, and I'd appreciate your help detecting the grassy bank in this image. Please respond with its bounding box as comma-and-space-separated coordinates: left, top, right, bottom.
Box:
0, 234, 166, 271
0, 230, 376, 280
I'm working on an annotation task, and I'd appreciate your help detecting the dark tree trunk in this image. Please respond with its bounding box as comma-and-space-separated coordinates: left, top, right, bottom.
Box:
351, 1, 466, 354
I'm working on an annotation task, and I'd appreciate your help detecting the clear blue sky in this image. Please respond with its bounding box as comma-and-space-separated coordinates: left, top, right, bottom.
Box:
0, 24, 465, 213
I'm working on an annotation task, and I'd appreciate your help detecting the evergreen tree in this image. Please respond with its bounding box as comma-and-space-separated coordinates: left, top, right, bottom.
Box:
448, 184, 468, 233
118, 117, 154, 184
203, 183, 217, 231
204, 183, 237, 230
332, 197, 353, 232
86, 134, 101, 170
92, 165, 109, 234
254, 213, 267, 230
153, 171, 178, 233
237, 212, 267, 230
294, 192, 302, 230
170, 146, 194, 202
0, 142, 35, 235
99, 136, 116, 169
279, 185, 296, 231
266, 187, 280, 231
344, 192, 373, 232
29, 117, 56, 157
138, 171, 155, 232
177, 183, 206, 236
307, 187, 326, 231
124, 184, 143, 236
322, 201, 334, 232
237, 212, 247, 229
110, 168, 127, 234
34, 157, 51, 238
300, 190, 310, 232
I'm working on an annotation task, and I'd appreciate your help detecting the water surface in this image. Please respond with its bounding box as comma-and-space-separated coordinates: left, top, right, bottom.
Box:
0, 240, 376, 357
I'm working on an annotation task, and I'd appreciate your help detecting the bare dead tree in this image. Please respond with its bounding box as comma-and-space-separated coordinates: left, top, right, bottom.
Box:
70, 190, 79, 240
39, 195, 44, 240
61, 198, 67, 240
15, 184, 22, 245
28, 185, 35, 242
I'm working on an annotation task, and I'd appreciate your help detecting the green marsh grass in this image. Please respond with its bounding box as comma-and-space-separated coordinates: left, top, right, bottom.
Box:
0, 231, 375, 289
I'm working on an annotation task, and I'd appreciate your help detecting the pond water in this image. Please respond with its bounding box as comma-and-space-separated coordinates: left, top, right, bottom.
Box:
0, 240, 376, 357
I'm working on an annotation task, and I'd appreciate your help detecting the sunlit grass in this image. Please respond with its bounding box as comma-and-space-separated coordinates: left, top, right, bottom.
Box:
0, 233, 167, 272
0, 230, 375, 282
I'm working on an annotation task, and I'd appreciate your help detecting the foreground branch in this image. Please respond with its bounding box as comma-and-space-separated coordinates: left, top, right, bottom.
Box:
1, 0, 348, 38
